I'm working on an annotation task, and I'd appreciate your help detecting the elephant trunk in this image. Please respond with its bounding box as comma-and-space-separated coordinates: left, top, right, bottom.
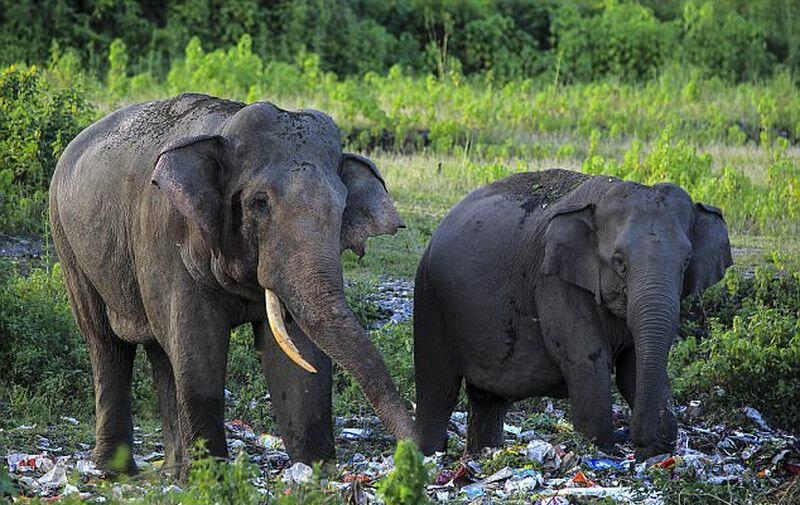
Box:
266, 250, 417, 443
627, 267, 680, 458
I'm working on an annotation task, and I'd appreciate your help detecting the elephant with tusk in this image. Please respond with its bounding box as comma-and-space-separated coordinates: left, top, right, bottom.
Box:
413, 169, 732, 460
49, 93, 416, 476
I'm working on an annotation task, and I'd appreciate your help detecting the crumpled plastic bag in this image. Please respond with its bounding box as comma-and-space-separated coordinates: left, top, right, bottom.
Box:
282, 462, 313, 485
526, 439, 562, 469
6, 453, 54, 473
37, 458, 69, 493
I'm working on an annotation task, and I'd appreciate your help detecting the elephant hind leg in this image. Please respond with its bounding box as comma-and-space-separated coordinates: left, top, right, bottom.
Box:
145, 343, 183, 474
465, 383, 510, 454
58, 250, 137, 474
413, 264, 461, 455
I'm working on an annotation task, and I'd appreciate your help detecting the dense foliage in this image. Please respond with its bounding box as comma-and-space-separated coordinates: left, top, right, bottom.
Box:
1, 0, 799, 83
673, 256, 800, 433
1, 30, 799, 235
0, 65, 94, 233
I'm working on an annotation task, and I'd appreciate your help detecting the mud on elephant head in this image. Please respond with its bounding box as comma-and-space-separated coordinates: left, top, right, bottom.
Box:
543, 180, 732, 458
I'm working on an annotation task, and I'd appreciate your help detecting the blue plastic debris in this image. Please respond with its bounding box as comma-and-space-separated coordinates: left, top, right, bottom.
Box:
584, 458, 625, 471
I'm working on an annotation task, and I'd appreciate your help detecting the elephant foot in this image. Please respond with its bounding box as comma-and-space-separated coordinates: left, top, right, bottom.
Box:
93, 445, 138, 477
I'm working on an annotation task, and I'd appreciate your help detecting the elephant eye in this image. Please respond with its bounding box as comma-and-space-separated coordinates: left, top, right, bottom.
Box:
252, 192, 270, 211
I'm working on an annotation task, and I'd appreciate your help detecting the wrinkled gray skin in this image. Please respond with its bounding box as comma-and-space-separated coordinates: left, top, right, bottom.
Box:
49, 93, 416, 475
414, 169, 732, 460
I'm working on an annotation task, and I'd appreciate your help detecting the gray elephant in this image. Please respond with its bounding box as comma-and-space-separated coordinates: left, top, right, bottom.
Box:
414, 169, 731, 459
49, 93, 416, 474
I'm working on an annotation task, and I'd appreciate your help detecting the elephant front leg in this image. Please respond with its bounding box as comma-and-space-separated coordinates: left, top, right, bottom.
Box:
254, 321, 335, 464
536, 279, 616, 452
563, 354, 615, 451
162, 316, 230, 478
465, 383, 510, 454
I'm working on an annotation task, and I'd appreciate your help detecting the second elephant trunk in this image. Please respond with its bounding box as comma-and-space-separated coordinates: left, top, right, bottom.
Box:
627, 269, 680, 458
269, 253, 417, 443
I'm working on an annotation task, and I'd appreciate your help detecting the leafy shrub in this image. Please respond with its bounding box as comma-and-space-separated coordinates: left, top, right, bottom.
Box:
0, 64, 94, 233
183, 449, 262, 505
0, 261, 156, 425
680, 0, 774, 81
553, 1, 676, 82
0, 261, 92, 420
377, 440, 431, 505
671, 261, 800, 433
583, 128, 800, 235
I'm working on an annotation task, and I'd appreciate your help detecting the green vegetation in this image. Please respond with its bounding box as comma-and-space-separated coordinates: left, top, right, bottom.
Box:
0, 65, 94, 233
2, 1, 799, 83
377, 441, 432, 505
673, 256, 800, 433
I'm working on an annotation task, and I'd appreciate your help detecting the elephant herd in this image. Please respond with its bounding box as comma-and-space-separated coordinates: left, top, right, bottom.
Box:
49, 94, 732, 477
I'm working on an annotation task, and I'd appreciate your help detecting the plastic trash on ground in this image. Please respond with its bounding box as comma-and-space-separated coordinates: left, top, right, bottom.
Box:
585, 458, 625, 471
6, 453, 54, 473
341, 428, 372, 440
525, 439, 562, 469
258, 433, 284, 450
37, 458, 69, 493
282, 462, 313, 485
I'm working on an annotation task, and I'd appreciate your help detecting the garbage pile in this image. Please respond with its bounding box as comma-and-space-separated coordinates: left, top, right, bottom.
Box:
4, 397, 798, 503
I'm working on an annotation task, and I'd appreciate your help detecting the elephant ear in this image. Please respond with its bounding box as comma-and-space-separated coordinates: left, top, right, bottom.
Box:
541, 203, 602, 305
339, 153, 404, 257
151, 135, 226, 254
683, 203, 733, 296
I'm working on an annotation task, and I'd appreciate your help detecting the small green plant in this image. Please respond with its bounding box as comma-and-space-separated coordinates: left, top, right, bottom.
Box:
184, 447, 261, 505
377, 440, 431, 505
0, 464, 17, 500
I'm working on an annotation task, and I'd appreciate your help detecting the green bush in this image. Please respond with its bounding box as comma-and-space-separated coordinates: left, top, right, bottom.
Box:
2, 0, 799, 84
671, 261, 800, 433
0, 261, 92, 420
680, 0, 775, 81
377, 440, 431, 505
553, 1, 676, 82
0, 64, 94, 234
583, 128, 800, 235
0, 261, 157, 425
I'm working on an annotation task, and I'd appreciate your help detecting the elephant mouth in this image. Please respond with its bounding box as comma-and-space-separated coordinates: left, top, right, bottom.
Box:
264, 289, 318, 373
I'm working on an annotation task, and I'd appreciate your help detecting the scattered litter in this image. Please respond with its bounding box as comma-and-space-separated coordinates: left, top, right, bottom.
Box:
282, 462, 313, 485
585, 458, 625, 471
526, 439, 562, 469
76, 459, 103, 476
571, 470, 596, 487
37, 459, 68, 492
258, 433, 284, 450
460, 483, 485, 499
3, 380, 799, 503
60, 416, 79, 425
743, 406, 771, 431
341, 428, 372, 440
541, 485, 636, 501
7, 453, 54, 473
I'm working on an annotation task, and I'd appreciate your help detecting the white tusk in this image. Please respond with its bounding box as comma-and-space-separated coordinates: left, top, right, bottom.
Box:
265, 289, 317, 373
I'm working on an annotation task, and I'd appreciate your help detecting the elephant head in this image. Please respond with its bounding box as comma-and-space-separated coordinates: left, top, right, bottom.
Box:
543, 180, 732, 458
149, 102, 415, 441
